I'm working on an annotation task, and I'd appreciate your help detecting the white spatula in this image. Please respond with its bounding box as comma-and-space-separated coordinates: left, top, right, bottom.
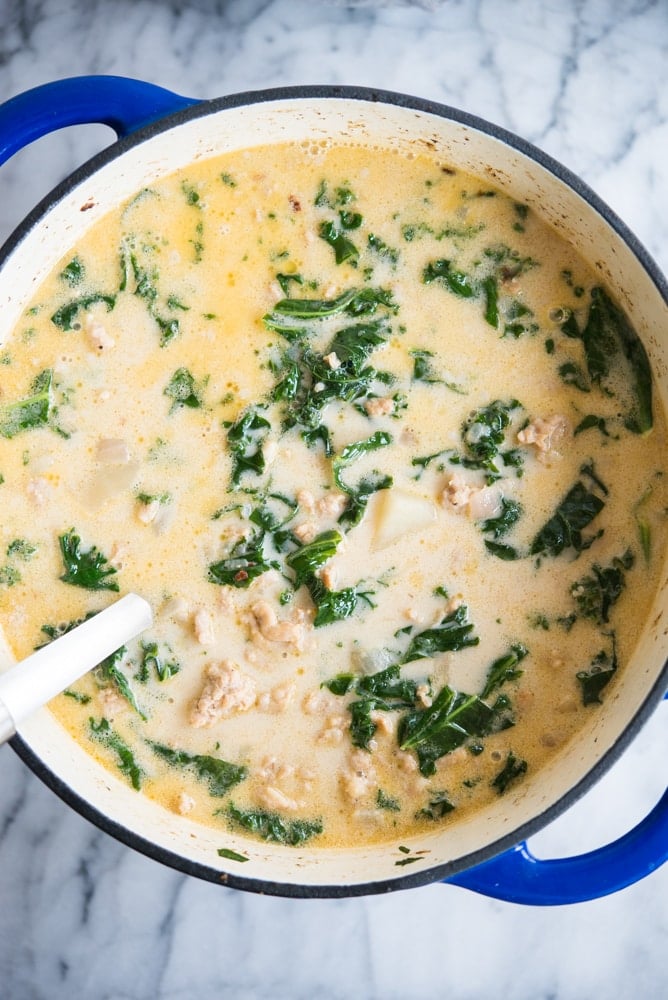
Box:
0, 593, 152, 745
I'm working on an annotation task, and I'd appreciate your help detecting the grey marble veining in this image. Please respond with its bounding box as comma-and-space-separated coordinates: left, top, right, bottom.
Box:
0, 1, 667, 997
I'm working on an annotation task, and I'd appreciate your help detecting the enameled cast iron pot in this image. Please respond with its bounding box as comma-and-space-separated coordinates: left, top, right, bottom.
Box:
0, 78, 667, 904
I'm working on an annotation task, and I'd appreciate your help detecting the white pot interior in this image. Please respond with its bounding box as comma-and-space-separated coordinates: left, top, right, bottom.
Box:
1, 92, 667, 892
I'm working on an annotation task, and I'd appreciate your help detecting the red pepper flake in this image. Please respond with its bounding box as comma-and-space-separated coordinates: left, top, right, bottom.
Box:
234, 569, 249, 583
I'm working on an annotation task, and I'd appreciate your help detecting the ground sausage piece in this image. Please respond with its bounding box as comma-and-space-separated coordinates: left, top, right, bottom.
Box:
517, 414, 569, 459
189, 660, 256, 727
364, 396, 394, 417
251, 600, 304, 645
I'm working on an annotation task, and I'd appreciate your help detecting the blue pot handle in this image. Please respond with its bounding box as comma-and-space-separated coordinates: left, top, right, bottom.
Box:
447, 693, 668, 904
0, 75, 201, 166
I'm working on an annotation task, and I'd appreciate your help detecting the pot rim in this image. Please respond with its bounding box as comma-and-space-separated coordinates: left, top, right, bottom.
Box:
3, 82, 668, 898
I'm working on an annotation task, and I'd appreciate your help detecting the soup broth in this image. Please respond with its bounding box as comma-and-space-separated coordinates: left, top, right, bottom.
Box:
0, 140, 666, 852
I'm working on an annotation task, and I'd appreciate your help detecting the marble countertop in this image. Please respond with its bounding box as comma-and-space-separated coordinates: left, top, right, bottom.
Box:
0, 1, 667, 997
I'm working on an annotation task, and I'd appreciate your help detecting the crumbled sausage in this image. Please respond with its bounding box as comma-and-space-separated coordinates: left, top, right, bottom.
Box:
193, 608, 216, 646
316, 492, 348, 518
517, 415, 569, 460
257, 785, 300, 812
257, 681, 296, 713
293, 521, 317, 543
176, 791, 196, 816
364, 396, 394, 417
297, 488, 315, 512
189, 660, 256, 727
251, 600, 305, 646
85, 313, 115, 351
323, 351, 341, 370
340, 749, 377, 801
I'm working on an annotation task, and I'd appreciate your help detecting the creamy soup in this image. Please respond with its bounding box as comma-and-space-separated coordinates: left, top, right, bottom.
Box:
0, 141, 666, 854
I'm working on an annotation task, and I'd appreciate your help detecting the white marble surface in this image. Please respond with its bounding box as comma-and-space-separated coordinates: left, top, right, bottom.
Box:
1, 0, 667, 996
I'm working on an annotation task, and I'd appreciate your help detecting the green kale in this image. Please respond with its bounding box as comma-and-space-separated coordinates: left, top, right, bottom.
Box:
164, 368, 206, 412
59, 257, 85, 286
149, 742, 247, 796
422, 258, 475, 297
226, 802, 323, 845
480, 497, 523, 538
208, 532, 279, 588
576, 638, 618, 705
400, 604, 479, 665
0, 369, 53, 439
481, 644, 528, 699
530, 480, 606, 559
318, 220, 359, 265
570, 550, 634, 625
217, 848, 249, 863
399, 686, 513, 776
95, 646, 146, 719
377, 789, 401, 811
416, 791, 455, 820
561, 287, 652, 433
137, 640, 180, 682
460, 400, 521, 475
286, 529, 342, 588
6, 538, 37, 560
333, 431, 392, 493
491, 751, 528, 794
225, 408, 271, 488
338, 472, 393, 530
89, 717, 143, 790
51, 293, 115, 330
367, 233, 399, 265
58, 529, 119, 591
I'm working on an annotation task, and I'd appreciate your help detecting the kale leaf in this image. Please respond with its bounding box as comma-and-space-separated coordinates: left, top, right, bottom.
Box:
58, 529, 119, 591
149, 742, 247, 796
89, 717, 143, 790
0, 369, 54, 439
226, 803, 323, 845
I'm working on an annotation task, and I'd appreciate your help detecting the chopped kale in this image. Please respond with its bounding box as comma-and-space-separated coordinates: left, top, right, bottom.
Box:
89, 717, 143, 790
51, 294, 115, 330
399, 685, 514, 776
333, 431, 392, 493
217, 848, 249, 863
481, 644, 528, 699
59, 257, 85, 286
570, 550, 634, 625
226, 802, 323, 846
137, 640, 180, 682
208, 532, 279, 588
400, 604, 479, 664
164, 368, 206, 412
225, 408, 271, 488
576, 640, 618, 705
480, 497, 523, 538
0, 369, 53, 439
6, 538, 37, 560
422, 258, 475, 297
149, 742, 247, 796
95, 646, 146, 719
491, 751, 527, 794
416, 791, 455, 820
461, 399, 521, 475
367, 233, 399, 265
58, 529, 119, 591
530, 480, 606, 559
318, 220, 359, 265
377, 789, 401, 811
286, 529, 342, 588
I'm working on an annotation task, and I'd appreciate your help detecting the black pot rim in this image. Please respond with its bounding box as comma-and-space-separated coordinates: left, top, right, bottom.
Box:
4, 82, 668, 899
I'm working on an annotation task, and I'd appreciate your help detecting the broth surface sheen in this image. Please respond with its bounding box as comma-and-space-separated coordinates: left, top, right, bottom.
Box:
1, 140, 666, 853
